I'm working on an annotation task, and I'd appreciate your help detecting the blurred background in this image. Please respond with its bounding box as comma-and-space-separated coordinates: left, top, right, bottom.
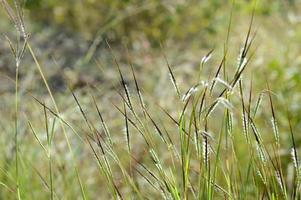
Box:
0, 1, 300, 95
0, 1, 300, 91
1, 0, 301, 198
1, 0, 300, 128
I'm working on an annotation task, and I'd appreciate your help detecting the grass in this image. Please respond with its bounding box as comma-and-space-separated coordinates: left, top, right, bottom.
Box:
0, 0, 301, 199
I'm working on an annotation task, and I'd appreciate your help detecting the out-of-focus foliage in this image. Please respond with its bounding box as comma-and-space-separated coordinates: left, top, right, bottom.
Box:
23, 0, 285, 43
1, 0, 301, 199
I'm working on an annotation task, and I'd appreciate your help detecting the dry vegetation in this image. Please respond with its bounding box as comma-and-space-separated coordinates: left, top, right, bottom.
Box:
1, 0, 301, 199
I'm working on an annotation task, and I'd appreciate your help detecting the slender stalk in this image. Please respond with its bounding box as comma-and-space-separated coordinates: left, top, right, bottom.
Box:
27, 44, 87, 199
44, 106, 55, 200
15, 64, 21, 200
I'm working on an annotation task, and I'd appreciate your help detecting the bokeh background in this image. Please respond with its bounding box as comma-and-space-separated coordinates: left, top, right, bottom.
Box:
1, 0, 301, 199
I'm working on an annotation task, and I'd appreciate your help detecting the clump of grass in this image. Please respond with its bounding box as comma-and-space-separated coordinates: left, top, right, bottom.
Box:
1, 1, 301, 200
1, 0, 28, 199
2, 0, 87, 199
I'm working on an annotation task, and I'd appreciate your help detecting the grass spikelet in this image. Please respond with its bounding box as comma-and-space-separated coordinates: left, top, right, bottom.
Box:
253, 92, 263, 117
287, 109, 300, 182
266, 80, 280, 146
216, 97, 233, 110
92, 95, 113, 146
160, 44, 181, 99
106, 40, 133, 110
129, 61, 146, 110
1, 0, 27, 39
182, 83, 201, 102
209, 57, 225, 94
275, 170, 284, 193
212, 77, 232, 91
271, 118, 279, 145
256, 143, 266, 164
239, 80, 249, 141
202, 132, 210, 168
201, 49, 214, 65
291, 148, 299, 172
199, 49, 214, 80
241, 112, 248, 140
123, 101, 131, 153
237, 49, 248, 73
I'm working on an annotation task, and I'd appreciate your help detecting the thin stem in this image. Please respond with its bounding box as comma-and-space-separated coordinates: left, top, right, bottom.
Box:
27, 44, 87, 199
15, 65, 21, 200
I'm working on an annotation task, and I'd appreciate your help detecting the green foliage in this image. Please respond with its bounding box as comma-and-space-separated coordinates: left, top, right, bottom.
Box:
1, 0, 301, 199
23, 0, 283, 43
